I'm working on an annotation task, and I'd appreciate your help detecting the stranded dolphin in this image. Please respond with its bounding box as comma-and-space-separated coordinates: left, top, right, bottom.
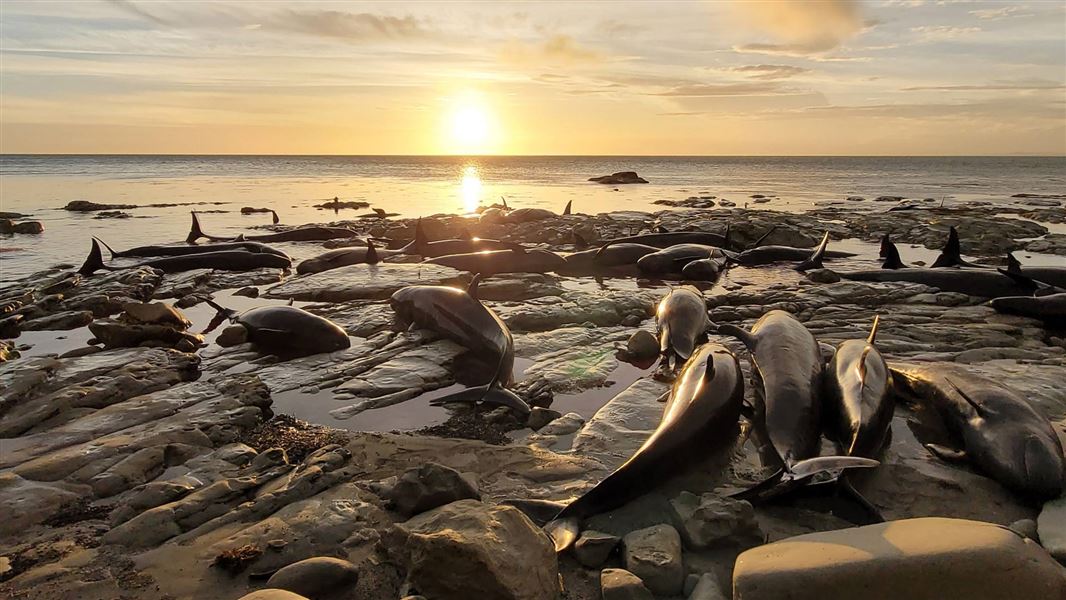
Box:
78, 239, 291, 276
545, 343, 745, 551
187, 212, 359, 244
424, 247, 566, 275
205, 299, 350, 358
295, 240, 390, 274
891, 364, 1065, 500
94, 238, 289, 259
389, 275, 529, 415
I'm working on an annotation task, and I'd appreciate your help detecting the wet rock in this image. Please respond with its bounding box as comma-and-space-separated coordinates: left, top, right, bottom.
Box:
600, 568, 654, 600
63, 200, 137, 211
846, 196, 865, 202
20, 310, 94, 331
574, 530, 620, 568
875, 195, 904, 202
1, 220, 44, 234
385, 462, 480, 518
670, 491, 762, 550
400, 499, 558, 600
589, 172, 649, 185
626, 329, 659, 360
265, 264, 463, 302
623, 524, 684, 596
235, 286, 260, 298
806, 268, 840, 283
175, 294, 208, 308
688, 572, 728, 600
733, 518, 1066, 600
88, 319, 203, 350
526, 407, 563, 431
121, 302, 190, 328
93, 210, 132, 219
264, 557, 359, 598
536, 412, 584, 436
217, 324, 249, 347
573, 378, 669, 469
1037, 497, 1066, 563
1025, 233, 1066, 255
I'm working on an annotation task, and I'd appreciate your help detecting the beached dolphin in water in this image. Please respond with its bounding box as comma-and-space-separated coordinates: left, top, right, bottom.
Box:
400, 218, 520, 258
78, 238, 291, 276
891, 364, 1065, 500
656, 286, 712, 370
240, 207, 280, 224
186, 212, 359, 244
424, 247, 566, 275
94, 237, 289, 259
681, 255, 730, 281
597, 227, 731, 251
837, 266, 1055, 298
480, 200, 572, 225
719, 311, 878, 502
637, 244, 733, 275
390, 275, 529, 415
731, 228, 854, 267
295, 240, 392, 274
205, 299, 350, 358
879, 234, 907, 269
1005, 252, 1066, 288
545, 342, 745, 551
557, 243, 658, 276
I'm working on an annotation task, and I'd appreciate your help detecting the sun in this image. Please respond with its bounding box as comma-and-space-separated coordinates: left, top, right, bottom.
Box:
444, 94, 497, 154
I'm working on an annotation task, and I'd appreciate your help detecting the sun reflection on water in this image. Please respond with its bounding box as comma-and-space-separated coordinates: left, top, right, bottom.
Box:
459, 164, 482, 213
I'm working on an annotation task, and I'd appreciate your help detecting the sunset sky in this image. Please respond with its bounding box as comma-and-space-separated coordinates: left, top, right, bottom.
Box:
1, 1, 1064, 155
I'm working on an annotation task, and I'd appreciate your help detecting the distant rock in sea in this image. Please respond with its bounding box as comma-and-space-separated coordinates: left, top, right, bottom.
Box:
63, 200, 138, 211
589, 171, 648, 184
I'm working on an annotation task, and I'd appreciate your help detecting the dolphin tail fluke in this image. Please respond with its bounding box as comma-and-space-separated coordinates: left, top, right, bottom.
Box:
731, 456, 880, 503
93, 236, 120, 259
271, 210, 279, 224
468, 273, 483, 299
796, 231, 830, 272
718, 323, 756, 351
204, 298, 237, 320
187, 212, 205, 243
77, 239, 107, 276
562, 200, 572, 216
544, 518, 580, 553
867, 315, 880, 344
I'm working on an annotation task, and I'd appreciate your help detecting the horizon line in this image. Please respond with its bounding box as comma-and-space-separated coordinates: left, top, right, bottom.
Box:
2, 153, 1064, 159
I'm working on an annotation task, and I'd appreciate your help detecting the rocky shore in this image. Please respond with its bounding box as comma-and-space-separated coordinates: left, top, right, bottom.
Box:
1, 199, 1065, 599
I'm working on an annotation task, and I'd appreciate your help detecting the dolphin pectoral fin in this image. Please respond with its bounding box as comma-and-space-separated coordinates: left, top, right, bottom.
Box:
789, 456, 880, 480
429, 384, 530, 416
730, 468, 787, 502
925, 443, 968, 463
717, 324, 756, 351
544, 518, 580, 553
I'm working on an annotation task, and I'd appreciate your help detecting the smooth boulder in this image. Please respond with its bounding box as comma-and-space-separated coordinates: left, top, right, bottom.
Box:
623, 524, 684, 596
400, 500, 558, 600
601, 568, 654, 600
670, 491, 762, 550
1038, 497, 1066, 563
732, 517, 1066, 600
264, 557, 359, 599
386, 462, 480, 518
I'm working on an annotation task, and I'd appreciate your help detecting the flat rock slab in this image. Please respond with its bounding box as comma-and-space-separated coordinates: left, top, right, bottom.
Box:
1038, 497, 1066, 564
572, 378, 669, 470
733, 517, 1066, 600
265, 264, 464, 302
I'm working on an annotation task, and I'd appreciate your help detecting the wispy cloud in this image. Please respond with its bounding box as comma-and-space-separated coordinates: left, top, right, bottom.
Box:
270, 11, 434, 42
105, 0, 171, 26
910, 25, 982, 41
970, 6, 1026, 21
733, 64, 811, 80
902, 80, 1065, 91
652, 82, 785, 97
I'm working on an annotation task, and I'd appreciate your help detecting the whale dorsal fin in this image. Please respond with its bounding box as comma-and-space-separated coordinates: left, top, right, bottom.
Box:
271, 210, 279, 224
718, 323, 756, 352
796, 231, 829, 272
1006, 252, 1022, 273
501, 196, 509, 209
468, 273, 483, 300
880, 234, 906, 269
562, 200, 572, 216
704, 353, 716, 379
366, 239, 379, 264
749, 225, 778, 250
931, 226, 962, 268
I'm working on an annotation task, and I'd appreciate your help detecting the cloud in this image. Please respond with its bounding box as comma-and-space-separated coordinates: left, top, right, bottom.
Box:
970, 6, 1024, 20
731, 0, 864, 55
500, 35, 601, 66
271, 11, 432, 41
652, 82, 785, 97
902, 81, 1066, 91
105, 0, 171, 26
733, 64, 811, 80
910, 25, 981, 41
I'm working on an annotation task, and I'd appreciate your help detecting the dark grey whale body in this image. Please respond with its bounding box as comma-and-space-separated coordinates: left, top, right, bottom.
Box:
892, 364, 1065, 500
389, 276, 528, 414
424, 247, 565, 275
558, 243, 658, 276
207, 300, 350, 358
95, 238, 289, 259
78, 239, 291, 276
545, 343, 745, 551
296, 241, 391, 274
187, 212, 358, 243
823, 317, 894, 459
656, 286, 711, 368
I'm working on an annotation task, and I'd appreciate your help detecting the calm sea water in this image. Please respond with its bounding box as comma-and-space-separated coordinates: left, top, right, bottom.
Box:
1, 155, 1064, 282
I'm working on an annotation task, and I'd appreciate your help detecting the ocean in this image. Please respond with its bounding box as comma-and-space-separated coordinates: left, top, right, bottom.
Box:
1, 155, 1064, 282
